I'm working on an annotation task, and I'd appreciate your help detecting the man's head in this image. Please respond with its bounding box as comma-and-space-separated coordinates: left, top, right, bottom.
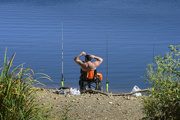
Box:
85, 54, 92, 62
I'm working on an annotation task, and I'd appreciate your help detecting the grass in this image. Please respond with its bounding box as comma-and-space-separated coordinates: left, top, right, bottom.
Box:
0, 48, 52, 120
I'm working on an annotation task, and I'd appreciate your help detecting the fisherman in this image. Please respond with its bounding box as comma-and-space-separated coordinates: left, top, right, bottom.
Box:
74, 51, 103, 72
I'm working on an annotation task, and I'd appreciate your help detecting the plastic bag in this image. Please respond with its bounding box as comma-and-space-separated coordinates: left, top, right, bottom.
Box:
131, 85, 142, 96
69, 88, 81, 95
58, 88, 66, 94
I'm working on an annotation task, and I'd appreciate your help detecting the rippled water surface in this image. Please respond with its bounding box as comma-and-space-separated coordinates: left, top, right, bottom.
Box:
1, 0, 180, 93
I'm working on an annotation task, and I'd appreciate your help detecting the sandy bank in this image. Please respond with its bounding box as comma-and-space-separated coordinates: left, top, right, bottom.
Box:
36, 88, 146, 120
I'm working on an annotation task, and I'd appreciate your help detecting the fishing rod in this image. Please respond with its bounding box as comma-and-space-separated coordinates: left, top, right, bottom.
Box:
61, 22, 64, 87
106, 33, 109, 93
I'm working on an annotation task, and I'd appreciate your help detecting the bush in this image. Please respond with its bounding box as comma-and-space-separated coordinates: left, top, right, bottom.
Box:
0, 49, 51, 120
143, 45, 180, 120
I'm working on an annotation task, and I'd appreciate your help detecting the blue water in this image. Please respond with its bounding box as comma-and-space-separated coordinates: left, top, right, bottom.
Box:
1, 0, 180, 93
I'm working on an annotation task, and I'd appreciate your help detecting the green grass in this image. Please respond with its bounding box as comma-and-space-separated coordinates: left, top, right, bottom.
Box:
0, 48, 52, 120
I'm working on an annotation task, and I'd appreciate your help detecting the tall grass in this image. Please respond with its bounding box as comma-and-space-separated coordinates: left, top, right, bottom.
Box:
0, 49, 51, 119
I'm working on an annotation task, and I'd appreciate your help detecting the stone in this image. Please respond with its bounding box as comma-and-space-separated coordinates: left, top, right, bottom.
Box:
65, 94, 70, 98
109, 101, 113, 104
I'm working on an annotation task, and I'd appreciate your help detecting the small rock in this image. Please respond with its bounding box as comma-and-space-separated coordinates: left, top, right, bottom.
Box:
108, 95, 113, 98
130, 97, 137, 100
109, 101, 113, 104
65, 94, 70, 98
122, 111, 127, 114
116, 103, 120, 106
87, 106, 91, 108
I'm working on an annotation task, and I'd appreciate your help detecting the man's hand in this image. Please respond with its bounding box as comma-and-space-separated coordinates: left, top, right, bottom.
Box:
74, 52, 86, 66
81, 51, 86, 56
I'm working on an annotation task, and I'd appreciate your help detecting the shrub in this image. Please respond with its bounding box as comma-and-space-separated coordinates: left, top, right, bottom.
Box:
143, 45, 180, 120
0, 49, 51, 120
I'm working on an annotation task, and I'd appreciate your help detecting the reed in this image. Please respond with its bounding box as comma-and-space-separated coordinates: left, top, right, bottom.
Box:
0, 48, 51, 119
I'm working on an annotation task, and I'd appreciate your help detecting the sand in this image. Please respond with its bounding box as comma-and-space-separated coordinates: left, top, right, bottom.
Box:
36, 88, 146, 120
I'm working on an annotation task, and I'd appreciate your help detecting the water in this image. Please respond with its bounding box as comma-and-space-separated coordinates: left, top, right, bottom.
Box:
1, 0, 180, 93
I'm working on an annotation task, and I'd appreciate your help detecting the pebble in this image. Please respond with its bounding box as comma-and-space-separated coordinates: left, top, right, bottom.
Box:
126, 96, 138, 100
122, 111, 127, 114
87, 106, 91, 108
109, 102, 113, 104
108, 95, 114, 99
97, 98, 100, 100
116, 103, 120, 106
65, 94, 70, 98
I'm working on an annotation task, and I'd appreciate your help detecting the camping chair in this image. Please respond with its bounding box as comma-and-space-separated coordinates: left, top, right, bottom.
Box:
79, 69, 102, 92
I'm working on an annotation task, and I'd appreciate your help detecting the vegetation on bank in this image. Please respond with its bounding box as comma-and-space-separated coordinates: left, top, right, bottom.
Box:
143, 45, 180, 119
0, 49, 52, 119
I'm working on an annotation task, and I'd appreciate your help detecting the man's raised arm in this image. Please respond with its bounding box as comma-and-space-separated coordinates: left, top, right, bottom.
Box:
90, 55, 103, 67
74, 51, 86, 66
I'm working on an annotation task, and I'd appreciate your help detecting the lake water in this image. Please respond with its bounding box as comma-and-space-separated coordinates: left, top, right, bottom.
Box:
1, 0, 180, 93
